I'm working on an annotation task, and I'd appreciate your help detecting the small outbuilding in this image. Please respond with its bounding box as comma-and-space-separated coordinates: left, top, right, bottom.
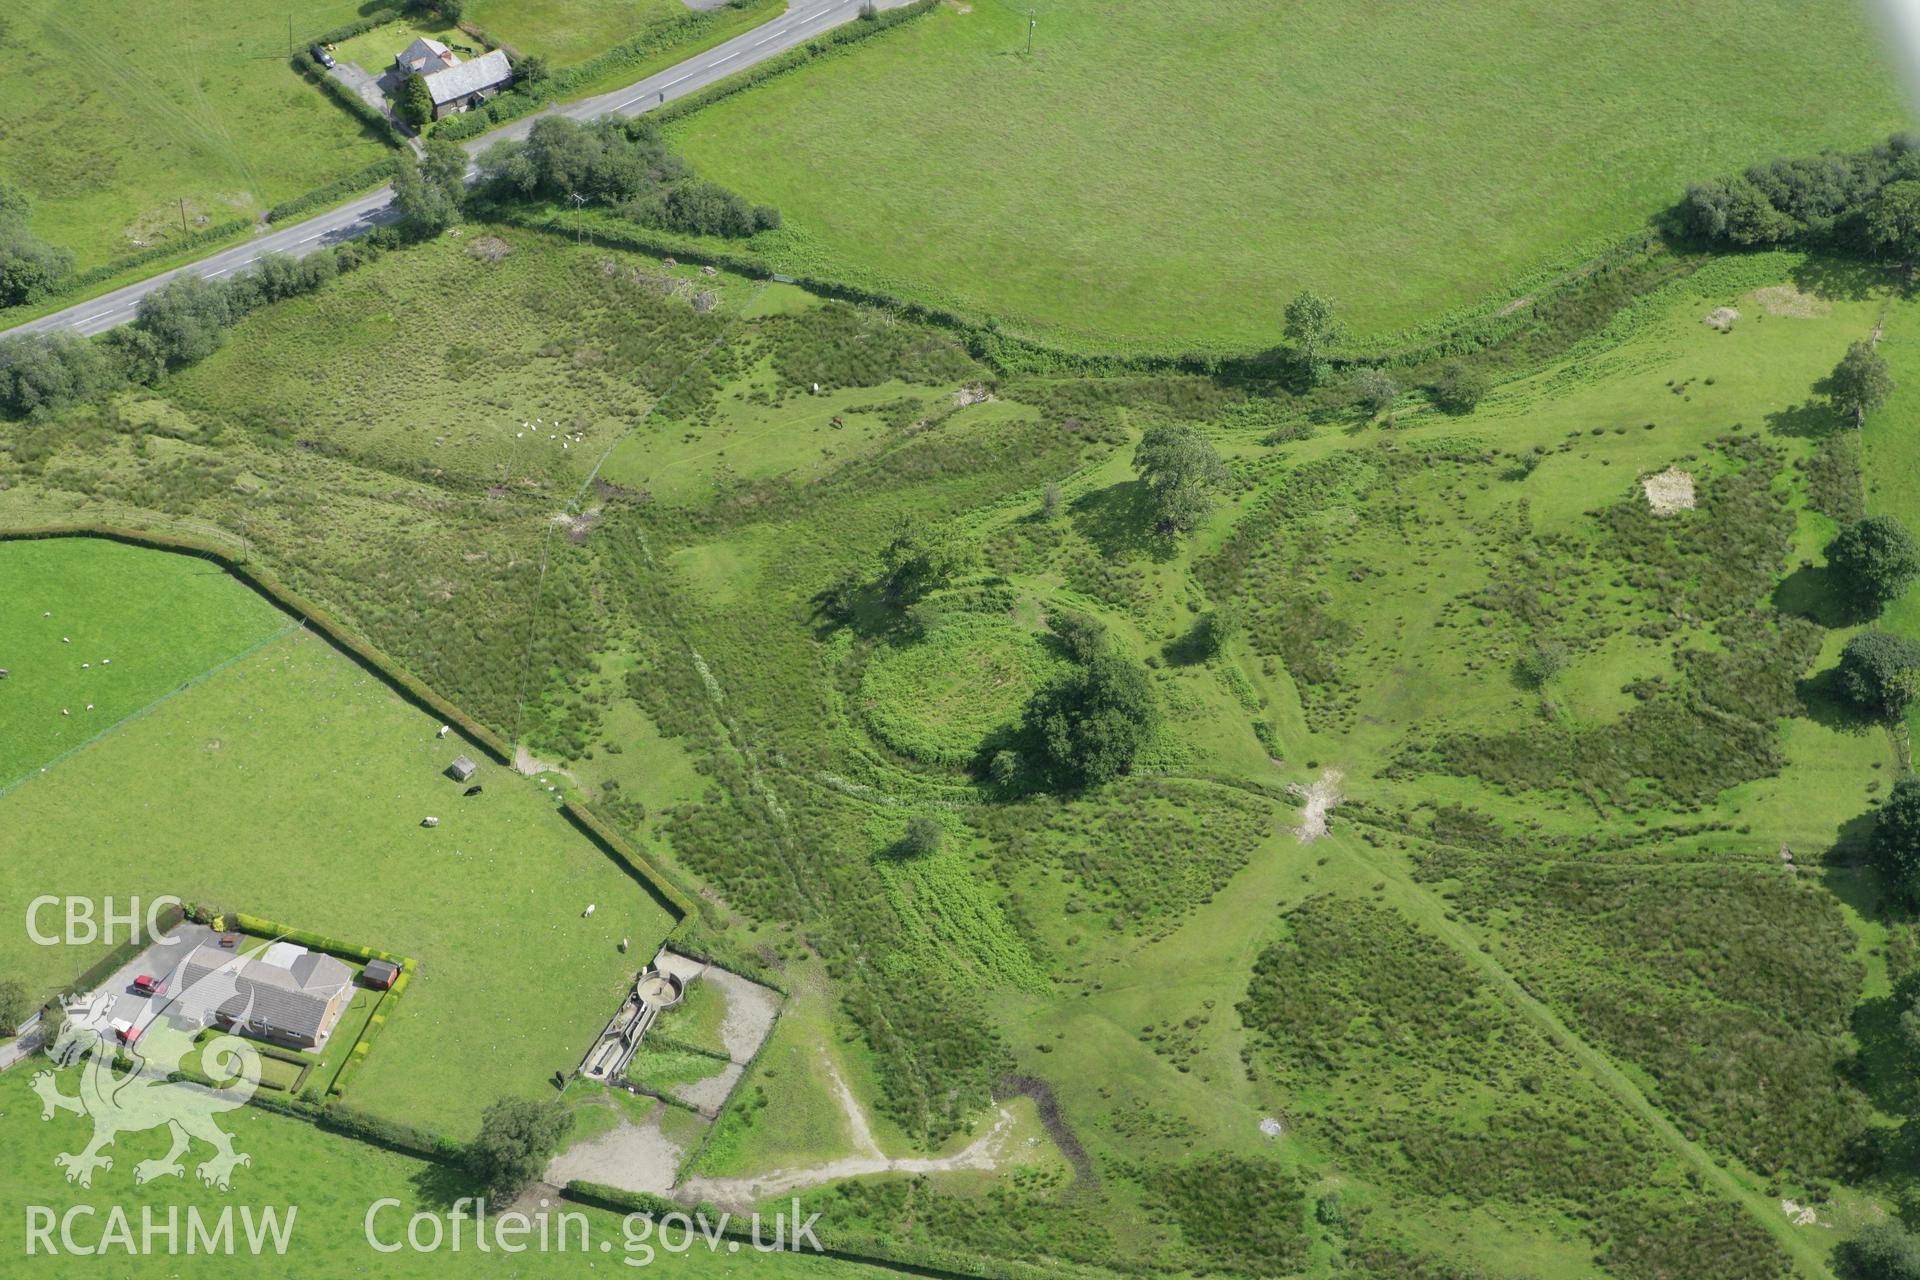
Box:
447, 755, 477, 783
363, 959, 401, 991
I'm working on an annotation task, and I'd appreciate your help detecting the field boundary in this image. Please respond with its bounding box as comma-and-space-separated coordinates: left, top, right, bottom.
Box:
0, 526, 694, 930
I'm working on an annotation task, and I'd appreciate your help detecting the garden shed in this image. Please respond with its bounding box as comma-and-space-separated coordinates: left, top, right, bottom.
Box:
447, 755, 477, 782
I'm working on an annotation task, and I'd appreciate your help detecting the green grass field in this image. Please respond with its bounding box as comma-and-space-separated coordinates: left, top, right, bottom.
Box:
0, 570, 677, 1136
0, 0, 394, 270
0, 1071, 893, 1279
12, 215, 1920, 1275
470, 0, 745, 67
0, 538, 293, 787
670, 0, 1906, 352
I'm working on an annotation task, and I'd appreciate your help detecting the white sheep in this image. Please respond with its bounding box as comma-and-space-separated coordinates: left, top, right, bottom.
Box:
582, 904, 597, 918
436, 725, 450, 738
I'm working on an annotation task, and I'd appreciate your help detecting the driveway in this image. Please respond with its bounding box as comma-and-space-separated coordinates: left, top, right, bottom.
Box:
65, 921, 215, 1040
329, 61, 424, 154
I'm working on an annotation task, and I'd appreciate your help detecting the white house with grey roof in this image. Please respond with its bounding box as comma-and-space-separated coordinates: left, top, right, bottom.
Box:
168, 941, 355, 1049
394, 37, 513, 120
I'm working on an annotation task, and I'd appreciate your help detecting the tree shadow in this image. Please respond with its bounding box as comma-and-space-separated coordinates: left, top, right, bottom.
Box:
1763, 399, 1844, 440
1796, 666, 1878, 734
407, 1159, 480, 1211
1773, 563, 1862, 627
1068, 481, 1172, 563
806, 576, 901, 642
1789, 254, 1906, 305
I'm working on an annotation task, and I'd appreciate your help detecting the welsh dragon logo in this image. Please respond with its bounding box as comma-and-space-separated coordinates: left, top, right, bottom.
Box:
32, 947, 263, 1190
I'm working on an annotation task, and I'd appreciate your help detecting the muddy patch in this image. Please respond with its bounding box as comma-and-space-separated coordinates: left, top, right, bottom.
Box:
1703, 306, 1739, 331
1289, 768, 1343, 842
546, 1107, 684, 1194
468, 235, 513, 262
1641, 467, 1695, 515
1753, 285, 1830, 319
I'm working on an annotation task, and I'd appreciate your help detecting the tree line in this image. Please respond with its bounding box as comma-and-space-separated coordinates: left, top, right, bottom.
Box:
0, 178, 74, 307
476, 115, 780, 239
1677, 132, 1920, 264
0, 241, 380, 417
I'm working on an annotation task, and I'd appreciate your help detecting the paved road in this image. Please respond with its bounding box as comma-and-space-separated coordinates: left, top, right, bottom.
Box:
5, 0, 908, 341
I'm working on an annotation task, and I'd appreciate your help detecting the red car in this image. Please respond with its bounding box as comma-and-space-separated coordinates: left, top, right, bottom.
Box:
132, 975, 162, 996
111, 1020, 140, 1046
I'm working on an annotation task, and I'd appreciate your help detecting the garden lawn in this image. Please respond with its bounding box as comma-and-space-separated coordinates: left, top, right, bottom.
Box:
0, 613, 677, 1138
0, 0, 394, 270
0, 537, 293, 787
670, 0, 1906, 352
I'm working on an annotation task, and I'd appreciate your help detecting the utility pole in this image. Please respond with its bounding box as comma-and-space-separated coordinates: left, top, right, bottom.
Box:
288, 14, 294, 58
1027, 11, 1035, 55
179, 198, 188, 235
570, 192, 588, 244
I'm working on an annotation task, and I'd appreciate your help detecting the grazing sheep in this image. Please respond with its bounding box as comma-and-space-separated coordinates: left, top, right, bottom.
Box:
422, 816, 440, 828
582, 904, 596, 918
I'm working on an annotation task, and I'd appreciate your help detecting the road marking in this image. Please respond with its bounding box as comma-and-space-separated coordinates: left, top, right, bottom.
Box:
296, 232, 327, 244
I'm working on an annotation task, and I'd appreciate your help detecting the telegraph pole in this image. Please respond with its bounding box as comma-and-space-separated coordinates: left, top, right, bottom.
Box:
570, 192, 588, 244
1027, 11, 1035, 54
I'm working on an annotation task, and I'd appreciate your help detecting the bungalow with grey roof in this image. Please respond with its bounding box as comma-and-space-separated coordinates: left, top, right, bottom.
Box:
167, 941, 354, 1049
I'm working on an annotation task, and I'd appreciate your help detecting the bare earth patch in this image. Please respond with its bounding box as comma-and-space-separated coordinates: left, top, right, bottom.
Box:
1641, 467, 1696, 515
468, 236, 513, 262
953, 383, 995, 408
546, 1106, 685, 1193
1704, 306, 1739, 331
1289, 768, 1343, 842
1753, 285, 1830, 319
676, 1051, 1015, 1210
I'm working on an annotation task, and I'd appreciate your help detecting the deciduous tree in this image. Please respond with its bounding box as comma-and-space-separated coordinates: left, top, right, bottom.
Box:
1827, 515, 1920, 615
1133, 423, 1227, 533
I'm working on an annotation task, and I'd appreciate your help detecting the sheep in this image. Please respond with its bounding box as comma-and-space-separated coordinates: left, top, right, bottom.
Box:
582, 904, 596, 918
436, 725, 451, 738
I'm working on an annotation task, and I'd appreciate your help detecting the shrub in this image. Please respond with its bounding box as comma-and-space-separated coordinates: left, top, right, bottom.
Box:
1349, 366, 1398, 416
1430, 360, 1491, 413
902, 815, 943, 856
397, 74, 433, 128
1873, 778, 1920, 906
1839, 1221, 1920, 1280
1828, 515, 1920, 615
1189, 604, 1241, 660
1517, 641, 1568, 688
467, 1097, 573, 1201
0, 980, 30, 1035
1837, 630, 1920, 717
989, 749, 1019, 786
1282, 289, 1339, 388
1832, 340, 1894, 428
1048, 609, 1108, 662
0, 223, 75, 306
1024, 652, 1159, 787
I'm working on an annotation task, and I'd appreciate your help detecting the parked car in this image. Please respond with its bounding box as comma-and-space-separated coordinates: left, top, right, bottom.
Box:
132, 975, 162, 996
311, 45, 335, 69
111, 1020, 140, 1046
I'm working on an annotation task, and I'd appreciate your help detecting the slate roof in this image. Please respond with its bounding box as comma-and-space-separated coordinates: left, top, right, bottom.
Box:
396, 36, 458, 74
424, 49, 512, 105
170, 942, 352, 1042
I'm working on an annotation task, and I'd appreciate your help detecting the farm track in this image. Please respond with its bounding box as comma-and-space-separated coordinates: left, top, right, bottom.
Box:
1336, 830, 1837, 1280
2, 0, 922, 342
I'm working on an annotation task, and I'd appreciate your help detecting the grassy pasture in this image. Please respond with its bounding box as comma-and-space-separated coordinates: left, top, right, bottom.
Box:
0, 1072, 890, 1279
669, 0, 1905, 352
0, 578, 676, 1137
11, 221, 1920, 1274
0, 0, 393, 270
0, 537, 292, 787
469, 0, 751, 68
